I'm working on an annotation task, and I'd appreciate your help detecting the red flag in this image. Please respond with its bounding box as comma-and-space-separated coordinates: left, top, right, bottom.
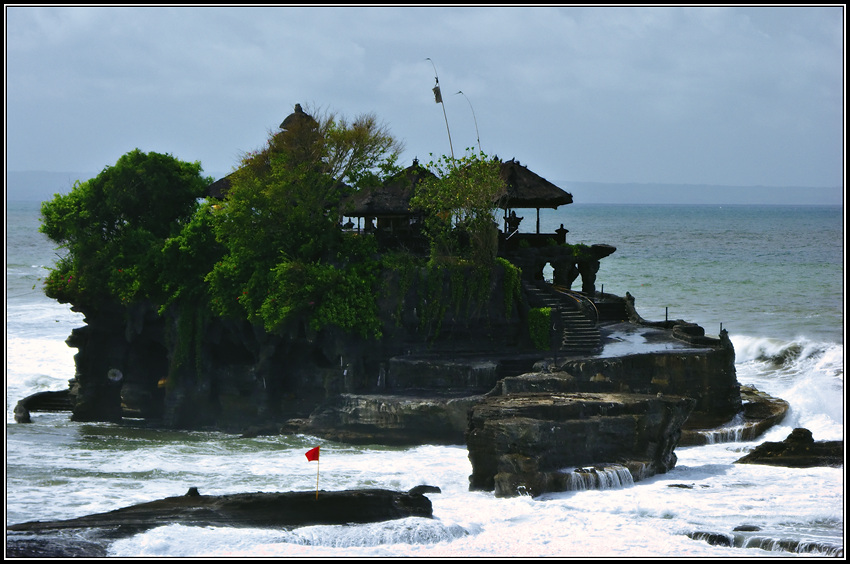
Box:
305, 446, 320, 462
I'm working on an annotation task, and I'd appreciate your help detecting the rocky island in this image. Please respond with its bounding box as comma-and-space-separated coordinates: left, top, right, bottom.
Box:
21, 104, 802, 505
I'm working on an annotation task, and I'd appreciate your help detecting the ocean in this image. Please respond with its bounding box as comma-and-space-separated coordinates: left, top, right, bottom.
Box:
5, 199, 844, 557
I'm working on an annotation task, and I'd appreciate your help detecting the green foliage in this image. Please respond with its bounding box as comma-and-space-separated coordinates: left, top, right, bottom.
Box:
380, 250, 425, 325
206, 109, 402, 338
166, 303, 209, 388
417, 261, 495, 340
405, 148, 509, 339
569, 243, 594, 261
418, 263, 449, 338
159, 201, 225, 314
320, 110, 405, 188
42, 257, 79, 304
40, 149, 211, 308
496, 257, 522, 318
252, 235, 383, 338
410, 149, 505, 268
528, 307, 552, 350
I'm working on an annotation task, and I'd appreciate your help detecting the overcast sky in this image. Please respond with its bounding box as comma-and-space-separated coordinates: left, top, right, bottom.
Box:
5, 6, 845, 191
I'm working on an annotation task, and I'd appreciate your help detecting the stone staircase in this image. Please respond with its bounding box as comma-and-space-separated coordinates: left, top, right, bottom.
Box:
523, 281, 602, 355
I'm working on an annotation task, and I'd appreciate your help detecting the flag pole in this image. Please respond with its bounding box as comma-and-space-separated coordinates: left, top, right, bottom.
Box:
426, 58, 454, 159
305, 446, 321, 500
455, 90, 481, 153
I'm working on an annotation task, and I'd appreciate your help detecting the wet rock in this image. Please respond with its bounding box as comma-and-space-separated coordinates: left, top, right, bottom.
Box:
7, 487, 436, 538
408, 485, 441, 495
735, 428, 843, 468
304, 393, 484, 445
687, 528, 844, 556
14, 390, 73, 422
13, 403, 31, 423
466, 391, 695, 497
680, 385, 789, 446
688, 531, 733, 547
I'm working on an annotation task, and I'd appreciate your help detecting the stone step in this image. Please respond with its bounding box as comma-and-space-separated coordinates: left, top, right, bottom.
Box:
523, 281, 602, 354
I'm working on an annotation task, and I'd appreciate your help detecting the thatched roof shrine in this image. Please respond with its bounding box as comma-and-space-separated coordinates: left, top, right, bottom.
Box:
207, 174, 233, 199
497, 159, 573, 210
341, 159, 435, 218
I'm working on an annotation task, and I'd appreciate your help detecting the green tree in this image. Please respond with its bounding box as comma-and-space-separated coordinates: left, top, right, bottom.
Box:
321, 110, 404, 188
40, 149, 211, 309
206, 108, 402, 336
410, 149, 506, 268
159, 200, 225, 312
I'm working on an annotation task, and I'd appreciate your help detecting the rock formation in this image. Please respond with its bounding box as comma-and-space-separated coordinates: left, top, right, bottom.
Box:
680, 385, 789, 446
465, 391, 694, 497
735, 428, 843, 468
7, 487, 438, 558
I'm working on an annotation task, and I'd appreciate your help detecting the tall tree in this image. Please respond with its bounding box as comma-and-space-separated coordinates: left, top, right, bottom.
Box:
206, 107, 402, 336
40, 149, 210, 309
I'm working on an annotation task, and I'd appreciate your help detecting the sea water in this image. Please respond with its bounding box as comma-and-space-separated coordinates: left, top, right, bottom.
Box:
5, 200, 844, 557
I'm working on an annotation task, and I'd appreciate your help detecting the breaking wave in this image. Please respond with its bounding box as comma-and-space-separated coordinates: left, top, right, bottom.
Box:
732, 335, 838, 368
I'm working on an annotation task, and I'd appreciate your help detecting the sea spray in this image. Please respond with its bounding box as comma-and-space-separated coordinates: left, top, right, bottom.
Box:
558, 465, 635, 491
733, 335, 843, 440
698, 413, 746, 444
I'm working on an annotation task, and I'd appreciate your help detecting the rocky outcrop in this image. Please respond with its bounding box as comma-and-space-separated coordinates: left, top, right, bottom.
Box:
8, 486, 438, 537
735, 428, 843, 468
300, 393, 485, 445
63, 301, 169, 423
680, 385, 789, 446
500, 328, 740, 430
687, 528, 843, 557
465, 391, 695, 497
290, 321, 743, 453
24, 251, 773, 502
7, 486, 438, 557
13, 390, 72, 423
51, 263, 536, 432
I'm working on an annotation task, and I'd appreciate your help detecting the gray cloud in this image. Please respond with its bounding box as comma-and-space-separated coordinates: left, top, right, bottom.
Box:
5, 6, 844, 190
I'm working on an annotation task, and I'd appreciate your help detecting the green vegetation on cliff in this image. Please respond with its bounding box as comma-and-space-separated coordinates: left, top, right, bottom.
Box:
529, 307, 553, 350
40, 108, 515, 347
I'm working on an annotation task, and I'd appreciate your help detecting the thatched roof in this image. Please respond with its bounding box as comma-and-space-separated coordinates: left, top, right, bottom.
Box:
206, 105, 318, 199
497, 159, 573, 209
279, 103, 318, 130
341, 160, 435, 217
207, 174, 233, 199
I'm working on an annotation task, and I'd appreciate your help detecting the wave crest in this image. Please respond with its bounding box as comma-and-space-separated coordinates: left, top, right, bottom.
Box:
732, 335, 841, 373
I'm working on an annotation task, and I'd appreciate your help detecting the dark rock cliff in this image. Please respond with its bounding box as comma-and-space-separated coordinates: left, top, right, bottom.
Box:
59, 264, 533, 431
466, 391, 695, 497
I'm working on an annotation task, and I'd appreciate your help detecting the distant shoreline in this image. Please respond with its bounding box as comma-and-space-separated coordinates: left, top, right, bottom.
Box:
6, 170, 842, 206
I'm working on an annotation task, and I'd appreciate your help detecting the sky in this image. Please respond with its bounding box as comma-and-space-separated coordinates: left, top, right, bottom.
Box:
4, 6, 845, 200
